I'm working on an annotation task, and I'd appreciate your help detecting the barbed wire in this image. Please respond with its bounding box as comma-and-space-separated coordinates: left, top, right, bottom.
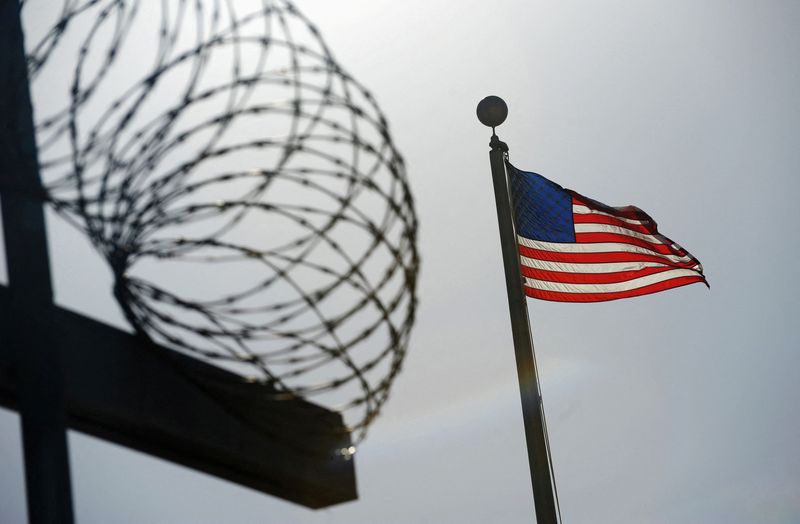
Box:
24, 0, 419, 444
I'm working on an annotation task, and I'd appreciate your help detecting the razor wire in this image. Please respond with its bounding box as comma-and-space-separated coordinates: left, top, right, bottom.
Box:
23, 0, 419, 444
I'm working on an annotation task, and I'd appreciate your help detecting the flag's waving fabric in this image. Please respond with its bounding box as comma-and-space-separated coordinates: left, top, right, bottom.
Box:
508, 163, 707, 303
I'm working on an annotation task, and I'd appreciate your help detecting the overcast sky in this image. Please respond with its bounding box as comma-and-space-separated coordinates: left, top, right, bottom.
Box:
2, 1, 800, 523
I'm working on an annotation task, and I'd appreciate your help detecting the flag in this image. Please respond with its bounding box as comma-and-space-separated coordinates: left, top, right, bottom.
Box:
507, 163, 707, 303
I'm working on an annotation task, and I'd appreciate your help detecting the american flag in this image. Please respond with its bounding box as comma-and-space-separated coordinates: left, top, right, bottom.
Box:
508, 163, 707, 303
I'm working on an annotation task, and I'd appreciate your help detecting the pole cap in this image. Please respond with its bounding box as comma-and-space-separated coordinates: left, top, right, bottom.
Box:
476, 96, 508, 128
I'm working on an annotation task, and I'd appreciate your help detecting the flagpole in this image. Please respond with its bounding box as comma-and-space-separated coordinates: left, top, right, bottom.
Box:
477, 96, 558, 524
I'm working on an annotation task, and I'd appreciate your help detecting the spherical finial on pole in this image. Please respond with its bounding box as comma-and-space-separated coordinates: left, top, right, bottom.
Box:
476, 95, 508, 129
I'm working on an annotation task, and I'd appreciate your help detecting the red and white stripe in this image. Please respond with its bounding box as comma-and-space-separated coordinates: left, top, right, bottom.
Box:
518, 192, 706, 302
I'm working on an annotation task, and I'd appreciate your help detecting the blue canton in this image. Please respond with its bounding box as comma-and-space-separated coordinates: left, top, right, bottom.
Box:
508, 164, 575, 243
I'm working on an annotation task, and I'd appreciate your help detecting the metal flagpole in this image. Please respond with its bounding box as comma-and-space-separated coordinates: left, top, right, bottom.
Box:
477, 96, 559, 524
0, 1, 75, 522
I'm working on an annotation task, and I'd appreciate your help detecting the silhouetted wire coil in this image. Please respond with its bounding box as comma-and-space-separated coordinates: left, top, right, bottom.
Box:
24, 0, 419, 444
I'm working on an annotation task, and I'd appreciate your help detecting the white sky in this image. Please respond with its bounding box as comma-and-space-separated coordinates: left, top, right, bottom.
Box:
2, 1, 800, 522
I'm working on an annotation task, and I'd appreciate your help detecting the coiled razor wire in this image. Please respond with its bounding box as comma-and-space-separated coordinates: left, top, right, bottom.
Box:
22, 0, 419, 444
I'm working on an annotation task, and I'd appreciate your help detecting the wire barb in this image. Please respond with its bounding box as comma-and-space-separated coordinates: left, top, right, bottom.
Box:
24, 0, 419, 443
